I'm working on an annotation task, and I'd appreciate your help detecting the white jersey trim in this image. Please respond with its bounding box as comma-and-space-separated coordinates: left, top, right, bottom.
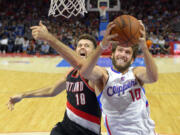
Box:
66, 107, 100, 134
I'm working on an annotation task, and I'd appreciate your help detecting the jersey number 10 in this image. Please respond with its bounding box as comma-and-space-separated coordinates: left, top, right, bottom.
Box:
75, 93, 86, 105
129, 88, 141, 102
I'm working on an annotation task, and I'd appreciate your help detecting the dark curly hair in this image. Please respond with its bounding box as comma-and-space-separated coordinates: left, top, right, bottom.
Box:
75, 34, 97, 49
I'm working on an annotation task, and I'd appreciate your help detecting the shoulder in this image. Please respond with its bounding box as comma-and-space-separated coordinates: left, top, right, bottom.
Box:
95, 66, 108, 76
65, 67, 74, 76
132, 66, 146, 79
91, 66, 109, 93
91, 65, 109, 82
132, 66, 146, 85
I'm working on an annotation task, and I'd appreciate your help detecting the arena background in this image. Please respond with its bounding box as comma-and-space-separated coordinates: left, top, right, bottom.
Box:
0, 0, 180, 135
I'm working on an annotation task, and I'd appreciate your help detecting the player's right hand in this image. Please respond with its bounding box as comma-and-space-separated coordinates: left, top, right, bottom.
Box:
30, 21, 50, 41
7, 95, 23, 111
101, 22, 119, 50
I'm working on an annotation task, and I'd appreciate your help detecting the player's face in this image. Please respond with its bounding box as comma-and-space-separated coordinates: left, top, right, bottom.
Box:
112, 46, 134, 72
76, 39, 95, 59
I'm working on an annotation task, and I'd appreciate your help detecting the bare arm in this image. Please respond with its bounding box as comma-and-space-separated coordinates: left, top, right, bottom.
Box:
7, 78, 66, 110
134, 21, 158, 84
31, 21, 118, 81
22, 78, 66, 98
31, 21, 83, 68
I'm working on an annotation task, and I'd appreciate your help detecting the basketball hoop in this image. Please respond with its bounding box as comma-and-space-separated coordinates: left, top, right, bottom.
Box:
48, 0, 87, 18
99, 6, 107, 17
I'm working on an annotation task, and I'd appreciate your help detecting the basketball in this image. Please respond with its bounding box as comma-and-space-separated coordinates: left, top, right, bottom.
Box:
111, 15, 141, 47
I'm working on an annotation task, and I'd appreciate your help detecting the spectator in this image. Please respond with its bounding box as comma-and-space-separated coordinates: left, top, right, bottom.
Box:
149, 34, 161, 55
162, 41, 170, 54
22, 37, 29, 53
0, 35, 8, 53
27, 39, 36, 55
14, 35, 21, 53
40, 41, 49, 55
19, 35, 24, 52
8, 34, 14, 53
157, 36, 165, 54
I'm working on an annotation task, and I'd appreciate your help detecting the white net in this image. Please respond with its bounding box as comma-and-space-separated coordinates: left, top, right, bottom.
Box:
48, 0, 87, 18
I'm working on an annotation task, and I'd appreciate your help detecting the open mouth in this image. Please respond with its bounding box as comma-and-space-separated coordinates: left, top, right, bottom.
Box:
80, 53, 86, 56
79, 52, 86, 58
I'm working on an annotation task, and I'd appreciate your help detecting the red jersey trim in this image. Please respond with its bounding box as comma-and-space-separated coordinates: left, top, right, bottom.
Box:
79, 74, 95, 93
105, 115, 112, 135
71, 69, 79, 78
66, 101, 100, 125
66, 68, 80, 78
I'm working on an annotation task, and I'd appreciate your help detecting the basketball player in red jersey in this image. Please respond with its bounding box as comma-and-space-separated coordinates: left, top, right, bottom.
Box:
7, 34, 107, 135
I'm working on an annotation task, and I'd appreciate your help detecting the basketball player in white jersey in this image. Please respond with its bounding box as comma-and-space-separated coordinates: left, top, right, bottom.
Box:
30, 20, 158, 135
78, 21, 158, 135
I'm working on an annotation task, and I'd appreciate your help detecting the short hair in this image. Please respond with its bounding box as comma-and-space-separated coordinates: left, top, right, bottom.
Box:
76, 34, 97, 49
112, 44, 139, 60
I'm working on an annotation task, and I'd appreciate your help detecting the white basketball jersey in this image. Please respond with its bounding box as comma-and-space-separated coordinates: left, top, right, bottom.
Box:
100, 67, 155, 135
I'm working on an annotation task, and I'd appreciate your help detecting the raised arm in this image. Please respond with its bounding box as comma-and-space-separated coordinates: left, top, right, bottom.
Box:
30, 21, 83, 68
31, 21, 118, 81
7, 77, 66, 111
79, 22, 119, 81
134, 21, 158, 84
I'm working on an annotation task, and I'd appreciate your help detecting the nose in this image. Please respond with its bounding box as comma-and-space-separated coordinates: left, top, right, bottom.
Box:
118, 51, 127, 60
81, 45, 85, 48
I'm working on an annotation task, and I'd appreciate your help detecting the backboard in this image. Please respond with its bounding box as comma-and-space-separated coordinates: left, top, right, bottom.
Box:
87, 0, 120, 12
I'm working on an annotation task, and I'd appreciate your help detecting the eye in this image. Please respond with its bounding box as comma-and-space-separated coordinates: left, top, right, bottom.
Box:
77, 44, 82, 48
85, 44, 90, 47
118, 48, 123, 52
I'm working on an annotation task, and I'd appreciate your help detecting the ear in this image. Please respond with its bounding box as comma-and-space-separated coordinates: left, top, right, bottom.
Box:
130, 57, 134, 64
110, 53, 114, 60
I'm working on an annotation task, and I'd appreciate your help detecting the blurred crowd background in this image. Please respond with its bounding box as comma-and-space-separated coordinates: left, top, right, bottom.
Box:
0, 0, 180, 55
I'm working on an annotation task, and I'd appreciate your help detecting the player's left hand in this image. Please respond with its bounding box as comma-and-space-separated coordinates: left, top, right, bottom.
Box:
138, 20, 148, 50
30, 21, 50, 41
